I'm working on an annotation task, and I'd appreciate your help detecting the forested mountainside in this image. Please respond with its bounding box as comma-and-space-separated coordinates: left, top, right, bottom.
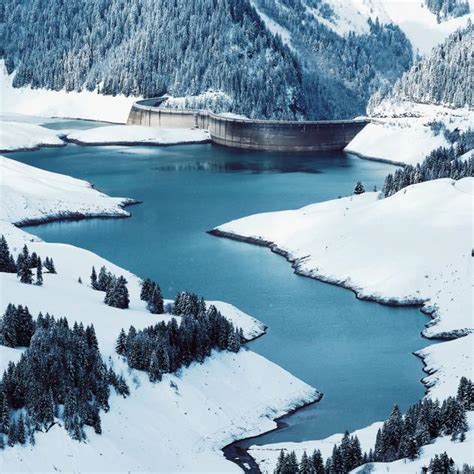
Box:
251, 0, 413, 119
425, 0, 470, 21
1, 0, 305, 120
370, 23, 473, 110
1, 0, 414, 120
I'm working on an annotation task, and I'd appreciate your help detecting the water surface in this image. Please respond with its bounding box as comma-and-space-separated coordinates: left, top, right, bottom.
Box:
11, 133, 430, 444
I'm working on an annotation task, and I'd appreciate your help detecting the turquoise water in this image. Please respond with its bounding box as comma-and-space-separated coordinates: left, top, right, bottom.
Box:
10, 134, 430, 444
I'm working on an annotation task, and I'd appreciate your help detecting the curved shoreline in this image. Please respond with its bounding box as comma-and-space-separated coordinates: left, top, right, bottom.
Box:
222, 392, 323, 473
208, 226, 464, 471
344, 149, 407, 167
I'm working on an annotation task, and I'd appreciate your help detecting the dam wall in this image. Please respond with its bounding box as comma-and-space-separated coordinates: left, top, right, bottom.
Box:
127, 98, 367, 152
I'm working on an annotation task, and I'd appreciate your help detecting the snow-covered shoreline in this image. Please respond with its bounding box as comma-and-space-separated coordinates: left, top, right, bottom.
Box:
211, 178, 473, 472
65, 124, 211, 146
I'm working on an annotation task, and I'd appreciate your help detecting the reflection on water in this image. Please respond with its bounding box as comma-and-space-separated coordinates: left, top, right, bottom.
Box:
10, 135, 429, 445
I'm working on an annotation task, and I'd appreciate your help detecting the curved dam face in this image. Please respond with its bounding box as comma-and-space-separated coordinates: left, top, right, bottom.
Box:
127, 98, 368, 152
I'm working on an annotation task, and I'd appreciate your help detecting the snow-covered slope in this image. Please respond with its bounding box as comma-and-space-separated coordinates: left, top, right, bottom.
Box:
0, 156, 135, 225
345, 105, 473, 165
0, 122, 65, 152
67, 125, 210, 146
309, 0, 473, 54
212, 178, 473, 372
0, 62, 138, 123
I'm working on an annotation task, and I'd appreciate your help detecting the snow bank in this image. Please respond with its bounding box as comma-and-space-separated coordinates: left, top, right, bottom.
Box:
0, 121, 65, 152
0, 156, 135, 225
66, 124, 210, 146
0, 61, 138, 123
346, 105, 473, 165
0, 248, 318, 472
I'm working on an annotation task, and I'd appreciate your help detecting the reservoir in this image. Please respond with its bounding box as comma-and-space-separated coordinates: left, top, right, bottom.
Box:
9, 122, 430, 451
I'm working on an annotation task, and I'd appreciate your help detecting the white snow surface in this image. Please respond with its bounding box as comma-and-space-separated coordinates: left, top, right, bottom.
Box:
0, 155, 319, 471
0, 156, 134, 225
346, 104, 473, 165
0, 121, 65, 152
67, 124, 210, 146
1, 61, 138, 123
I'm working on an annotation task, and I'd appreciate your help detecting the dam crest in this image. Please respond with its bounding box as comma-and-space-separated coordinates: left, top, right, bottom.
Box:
127, 98, 368, 152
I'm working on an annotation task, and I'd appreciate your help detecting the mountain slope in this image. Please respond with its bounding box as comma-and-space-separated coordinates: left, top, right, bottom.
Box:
373, 22, 473, 110
1, 0, 305, 120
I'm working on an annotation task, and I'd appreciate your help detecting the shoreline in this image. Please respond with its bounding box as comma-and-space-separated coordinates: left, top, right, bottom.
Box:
208, 227, 466, 472
344, 149, 407, 167
222, 392, 324, 473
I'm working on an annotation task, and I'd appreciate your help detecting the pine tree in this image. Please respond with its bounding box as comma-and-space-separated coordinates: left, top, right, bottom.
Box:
148, 350, 162, 382
311, 449, 325, 474
354, 181, 365, 195
36, 258, 43, 286
17, 255, 33, 284
147, 285, 164, 314
0, 235, 15, 273
140, 278, 154, 301
299, 451, 312, 474
17, 414, 26, 444
44, 257, 56, 274
116, 329, 128, 356
90, 266, 98, 289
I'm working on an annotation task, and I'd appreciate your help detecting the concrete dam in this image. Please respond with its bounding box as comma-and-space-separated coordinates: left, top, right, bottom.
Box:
127, 98, 368, 152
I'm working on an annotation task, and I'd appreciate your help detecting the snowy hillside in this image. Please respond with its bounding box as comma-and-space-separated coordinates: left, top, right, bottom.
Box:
0, 155, 320, 471
347, 23, 473, 165
213, 178, 473, 367
0, 156, 135, 225
301, 0, 473, 54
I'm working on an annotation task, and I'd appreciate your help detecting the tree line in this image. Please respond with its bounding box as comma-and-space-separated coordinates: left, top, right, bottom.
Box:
0, 236, 56, 285
275, 377, 472, 473
116, 292, 243, 382
0, 311, 129, 449
382, 132, 473, 197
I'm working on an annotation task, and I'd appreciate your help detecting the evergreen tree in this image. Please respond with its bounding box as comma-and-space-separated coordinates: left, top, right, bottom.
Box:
147, 285, 164, 314
311, 449, 325, 474
44, 257, 57, 274
17, 253, 33, 284
36, 258, 43, 286
354, 181, 365, 195
90, 266, 98, 289
17, 414, 26, 444
0, 235, 16, 273
116, 329, 127, 356
140, 278, 154, 302
104, 276, 129, 309
299, 451, 312, 474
